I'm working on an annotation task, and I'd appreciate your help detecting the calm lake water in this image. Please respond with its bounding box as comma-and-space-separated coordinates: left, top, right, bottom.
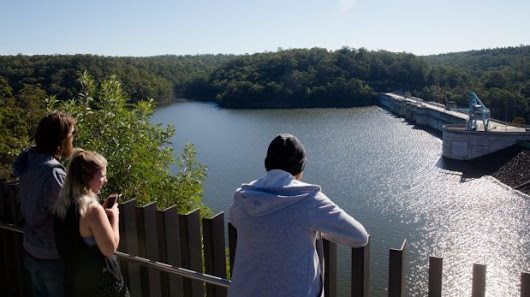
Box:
151, 100, 529, 297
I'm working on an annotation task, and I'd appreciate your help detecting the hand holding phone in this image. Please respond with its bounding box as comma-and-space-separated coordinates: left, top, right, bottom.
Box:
103, 194, 120, 208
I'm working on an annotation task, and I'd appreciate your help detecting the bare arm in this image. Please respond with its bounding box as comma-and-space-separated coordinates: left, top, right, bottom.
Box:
83, 203, 120, 256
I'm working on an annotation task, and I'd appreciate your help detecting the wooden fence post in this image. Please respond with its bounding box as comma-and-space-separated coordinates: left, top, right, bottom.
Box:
471, 264, 486, 297
179, 209, 204, 297
228, 223, 237, 277
351, 235, 370, 297
137, 202, 162, 297
157, 205, 183, 297
428, 257, 443, 297
323, 239, 337, 297
0, 180, 14, 297
119, 199, 142, 297
388, 240, 407, 297
521, 272, 530, 297
0, 180, 8, 296
7, 183, 26, 297
203, 212, 227, 297
4, 177, 529, 297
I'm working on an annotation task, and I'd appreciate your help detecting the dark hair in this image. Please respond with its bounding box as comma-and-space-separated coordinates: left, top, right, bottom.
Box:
264, 134, 306, 175
35, 113, 76, 155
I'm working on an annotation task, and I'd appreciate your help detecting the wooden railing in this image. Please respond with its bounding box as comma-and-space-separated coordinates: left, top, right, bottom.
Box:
1, 180, 529, 297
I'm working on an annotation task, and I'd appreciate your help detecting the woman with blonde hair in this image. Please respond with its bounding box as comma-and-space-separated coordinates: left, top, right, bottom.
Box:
54, 148, 129, 297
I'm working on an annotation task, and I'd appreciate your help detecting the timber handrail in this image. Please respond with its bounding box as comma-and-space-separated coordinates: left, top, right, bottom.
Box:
0, 221, 231, 288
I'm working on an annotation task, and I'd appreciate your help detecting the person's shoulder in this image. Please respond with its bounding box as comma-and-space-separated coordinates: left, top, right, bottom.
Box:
304, 188, 333, 206
50, 164, 66, 177
83, 199, 104, 219
292, 178, 321, 189
48, 158, 66, 173
233, 177, 260, 196
12, 147, 31, 177
36, 156, 65, 179
46, 163, 66, 186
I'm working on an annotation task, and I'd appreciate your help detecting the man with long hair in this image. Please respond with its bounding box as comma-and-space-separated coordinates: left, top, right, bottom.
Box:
13, 113, 76, 297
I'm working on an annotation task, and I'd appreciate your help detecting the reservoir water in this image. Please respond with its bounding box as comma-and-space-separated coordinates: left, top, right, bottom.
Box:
151, 100, 529, 297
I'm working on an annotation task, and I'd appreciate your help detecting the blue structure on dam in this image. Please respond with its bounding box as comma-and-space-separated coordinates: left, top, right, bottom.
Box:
379, 93, 530, 160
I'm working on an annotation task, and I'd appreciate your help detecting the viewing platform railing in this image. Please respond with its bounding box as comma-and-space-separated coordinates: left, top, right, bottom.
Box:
1, 180, 529, 297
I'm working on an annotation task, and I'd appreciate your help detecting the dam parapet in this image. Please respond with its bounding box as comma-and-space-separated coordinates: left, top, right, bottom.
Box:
379, 93, 530, 160
379, 93, 466, 131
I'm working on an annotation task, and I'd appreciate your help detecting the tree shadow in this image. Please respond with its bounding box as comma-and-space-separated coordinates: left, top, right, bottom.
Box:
411, 125, 442, 139
378, 106, 444, 139
436, 157, 487, 182
435, 145, 523, 183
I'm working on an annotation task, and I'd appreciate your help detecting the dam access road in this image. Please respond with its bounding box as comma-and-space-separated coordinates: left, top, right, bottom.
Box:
379, 93, 530, 160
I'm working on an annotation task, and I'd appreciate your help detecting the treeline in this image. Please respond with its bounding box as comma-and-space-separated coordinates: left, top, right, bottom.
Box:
424, 46, 529, 76
190, 46, 530, 120
421, 46, 530, 123
189, 47, 427, 108
0, 76, 47, 175
0, 54, 235, 103
0, 55, 215, 174
1, 46, 529, 118
1, 71, 210, 211
0, 54, 235, 175
1, 46, 529, 175
1, 46, 529, 136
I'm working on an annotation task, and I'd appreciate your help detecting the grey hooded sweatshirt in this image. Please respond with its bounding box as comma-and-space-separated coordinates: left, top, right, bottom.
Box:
13, 147, 65, 259
228, 169, 368, 297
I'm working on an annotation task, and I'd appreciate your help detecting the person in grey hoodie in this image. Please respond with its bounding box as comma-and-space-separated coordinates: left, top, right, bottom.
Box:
228, 134, 368, 297
13, 113, 76, 297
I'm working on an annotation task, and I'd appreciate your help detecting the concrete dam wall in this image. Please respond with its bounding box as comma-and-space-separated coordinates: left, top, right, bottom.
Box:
442, 125, 530, 160
379, 93, 465, 132
379, 93, 530, 160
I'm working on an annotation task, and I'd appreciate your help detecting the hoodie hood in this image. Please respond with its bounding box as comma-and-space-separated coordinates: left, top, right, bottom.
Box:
236, 169, 321, 216
13, 147, 61, 177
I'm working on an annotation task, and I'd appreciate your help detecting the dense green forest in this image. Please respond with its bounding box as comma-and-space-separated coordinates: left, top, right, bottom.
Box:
0, 54, 235, 103
190, 46, 529, 118
1, 45, 529, 175
1, 46, 528, 113
421, 46, 530, 123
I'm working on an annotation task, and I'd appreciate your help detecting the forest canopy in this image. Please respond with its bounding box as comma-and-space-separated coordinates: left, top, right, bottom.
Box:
1, 45, 528, 118
1, 45, 529, 175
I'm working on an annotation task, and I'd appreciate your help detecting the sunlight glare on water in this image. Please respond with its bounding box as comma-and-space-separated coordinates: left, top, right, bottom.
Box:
151, 101, 530, 297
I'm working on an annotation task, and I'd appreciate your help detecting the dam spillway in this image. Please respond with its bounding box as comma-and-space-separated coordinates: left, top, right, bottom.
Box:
379, 93, 530, 160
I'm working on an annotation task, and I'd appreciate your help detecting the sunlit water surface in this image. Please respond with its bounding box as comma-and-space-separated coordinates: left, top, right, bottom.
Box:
151, 101, 529, 297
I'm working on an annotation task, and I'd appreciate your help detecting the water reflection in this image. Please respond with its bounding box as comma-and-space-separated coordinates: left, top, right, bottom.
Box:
151, 102, 529, 297
403, 175, 529, 296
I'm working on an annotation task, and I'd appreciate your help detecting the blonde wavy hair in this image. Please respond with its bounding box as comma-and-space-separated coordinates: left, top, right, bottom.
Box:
55, 148, 107, 219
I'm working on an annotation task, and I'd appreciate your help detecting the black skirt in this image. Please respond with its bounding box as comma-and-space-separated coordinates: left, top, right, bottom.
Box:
54, 204, 129, 297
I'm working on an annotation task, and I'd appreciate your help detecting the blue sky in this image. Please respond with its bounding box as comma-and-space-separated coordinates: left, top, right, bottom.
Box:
1, 0, 528, 56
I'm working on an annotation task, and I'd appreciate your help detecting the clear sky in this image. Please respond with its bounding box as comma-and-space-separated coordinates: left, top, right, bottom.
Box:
1, 0, 529, 57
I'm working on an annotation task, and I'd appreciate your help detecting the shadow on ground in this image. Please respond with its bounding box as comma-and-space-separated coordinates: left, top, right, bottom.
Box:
436, 145, 530, 195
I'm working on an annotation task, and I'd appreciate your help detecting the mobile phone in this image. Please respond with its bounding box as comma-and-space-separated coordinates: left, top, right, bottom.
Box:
104, 194, 120, 208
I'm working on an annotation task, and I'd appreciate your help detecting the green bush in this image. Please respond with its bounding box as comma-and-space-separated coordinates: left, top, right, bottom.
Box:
512, 117, 526, 125
47, 72, 209, 214
0, 77, 47, 176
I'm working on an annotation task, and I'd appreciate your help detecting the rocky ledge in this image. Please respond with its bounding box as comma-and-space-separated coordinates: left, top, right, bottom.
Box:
469, 145, 530, 196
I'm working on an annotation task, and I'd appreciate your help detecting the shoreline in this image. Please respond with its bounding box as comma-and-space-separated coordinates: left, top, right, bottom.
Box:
468, 145, 530, 196
156, 100, 530, 197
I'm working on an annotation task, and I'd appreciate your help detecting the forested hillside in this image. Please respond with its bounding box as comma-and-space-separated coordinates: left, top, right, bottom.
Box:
184, 46, 529, 121
424, 46, 530, 76
0, 54, 234, 176
1, 46, 528, 116
191, 48, 426, 108
1, 46, 529, 175
0, 54, 235, 103
420, 46, 530, 123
